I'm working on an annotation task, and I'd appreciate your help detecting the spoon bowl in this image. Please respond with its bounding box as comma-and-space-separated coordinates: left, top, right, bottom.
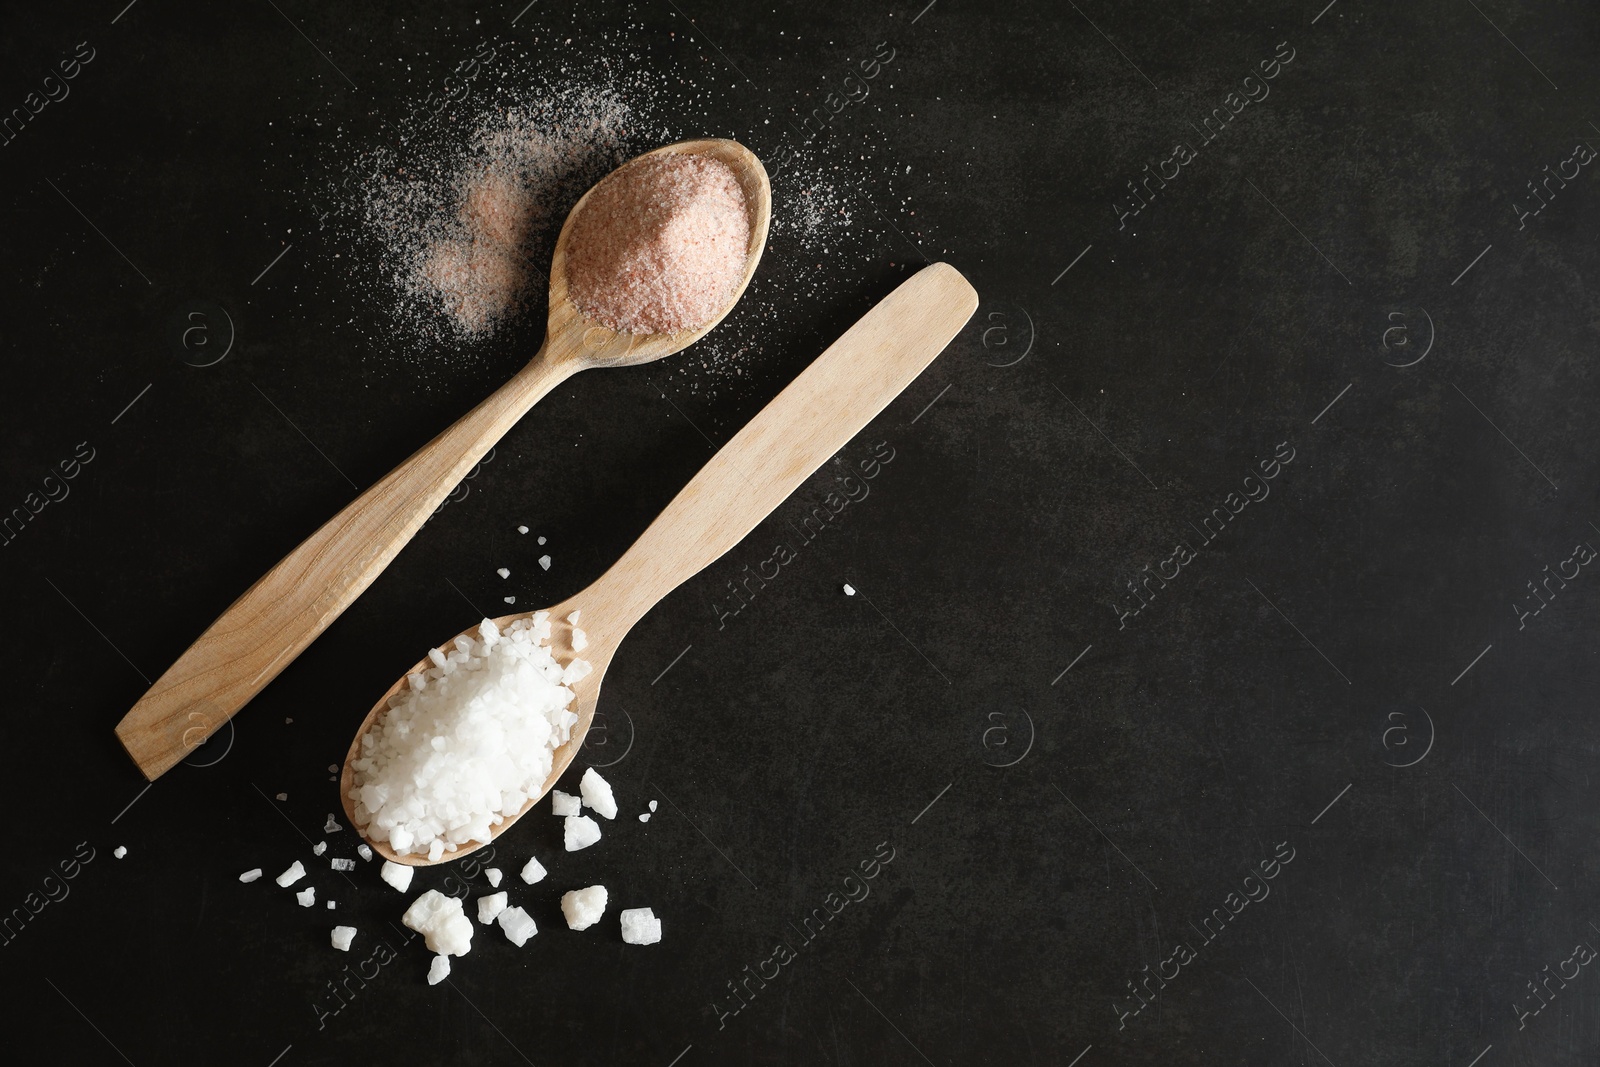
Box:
113, 139, 767, 783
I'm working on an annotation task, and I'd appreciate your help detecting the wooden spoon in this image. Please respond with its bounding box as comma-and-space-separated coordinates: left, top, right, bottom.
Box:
343, 262, 979, 865
115, 138, 771, 782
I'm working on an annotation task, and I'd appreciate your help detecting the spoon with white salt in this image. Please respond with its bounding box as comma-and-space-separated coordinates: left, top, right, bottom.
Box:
344, 262, 980, 865
115, 139, 771, 782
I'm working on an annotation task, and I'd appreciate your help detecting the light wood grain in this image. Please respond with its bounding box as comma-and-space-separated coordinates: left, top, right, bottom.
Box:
345, 262, 980, 864
116, 138, 771, 781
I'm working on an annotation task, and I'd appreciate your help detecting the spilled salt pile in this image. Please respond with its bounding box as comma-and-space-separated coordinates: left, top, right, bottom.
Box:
566, 153, 750, 335
348, 615, 589, 860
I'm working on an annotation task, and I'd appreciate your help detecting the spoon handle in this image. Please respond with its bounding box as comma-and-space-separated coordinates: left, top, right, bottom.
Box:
586, 263, 978, 639
115, 352, 574, 781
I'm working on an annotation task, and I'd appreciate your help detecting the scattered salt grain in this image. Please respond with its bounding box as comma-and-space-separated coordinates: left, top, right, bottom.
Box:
313, 841, 327, 856
572, 628, 588, 651
427, 954, 450, 986
327, 765, 338, 774
380, 860, 414, 893
240, 868, 263, 883
276, 861, 306, 887
331, 926, 357, 952
476, 892, 509, 925
357, 844, 373, 862
485, 868, 503, 888
538, 554, 551, 570
565, 815, 602, 851
113, 846, 127, 859
331, 858, 355, 872
402, 890, 475, 956
843, 583, 856, 596
518, 525, 529, 534
497, 567, 510, 579
565, 153, 750, 334
520, 856, 547, 885
498, 905, 538, 946
552, 790, 581, 817
580, 767, 617, 820
324, 814, 342, 833
275, 792, 288, 801
504, 596, 516, 604
649, 800, 657, 812
327, 901, 337, 909
620, 907, 662, 946
561, 885, 608, 931
537, 536, 546, 545
638, 813, 651, 823
348, 616, 589, 858
297, 887, 317, 907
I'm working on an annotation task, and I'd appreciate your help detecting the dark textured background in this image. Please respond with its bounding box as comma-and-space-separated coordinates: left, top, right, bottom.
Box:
3, 1, 1599, 1064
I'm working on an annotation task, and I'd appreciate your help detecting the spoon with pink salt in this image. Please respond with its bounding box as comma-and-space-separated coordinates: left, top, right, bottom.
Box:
114, 138, 771, 782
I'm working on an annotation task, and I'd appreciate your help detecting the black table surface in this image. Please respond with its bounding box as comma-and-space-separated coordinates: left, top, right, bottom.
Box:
5, 2, 1599, 1064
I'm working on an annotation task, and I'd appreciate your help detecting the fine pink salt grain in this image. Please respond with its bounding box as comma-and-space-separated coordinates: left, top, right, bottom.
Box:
565, 154, 749, 335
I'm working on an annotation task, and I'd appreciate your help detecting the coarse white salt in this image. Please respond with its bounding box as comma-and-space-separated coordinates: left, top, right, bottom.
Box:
537, 536, 546, 545
240, 868, 263, 883
113, 846, 127, 859
485, 868, 503, 888
402, 890, 475, 956
297, 887, 317, 907
427, 954, 450, 986
504, 596, 516, 604
349, 616, 590, 858
580, 767, 617, 820
567, 610, 581, 623
313, 841, 327, 856
498, 905, 538, 946
561, 885, 607, 930
649, 800, 657, 812
520, 856, 547, 885
328, 765, 339, 774
477, 892, 509, 925
565, 815, 601, 851
843, 583, 856, 596
331, 926, 358, 951
331, 858, 355, 871
275, 792, 288, 801
327, 901, 337, 909
497, 567, 510, 579
517, 525, 529, 534
380, 860, 414, 893
277, 861, 306, 887
638, 813, 651, 823
325, 814, 343, 833
538, 554, 551, 570
619, 907, 662, 946
572, 628, 588, 651
552, 790, 581, 817
357, 844, 373, 862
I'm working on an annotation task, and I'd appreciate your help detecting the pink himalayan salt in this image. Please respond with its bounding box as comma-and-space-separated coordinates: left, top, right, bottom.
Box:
565, 154, 749, 335
422, 170, 537, 336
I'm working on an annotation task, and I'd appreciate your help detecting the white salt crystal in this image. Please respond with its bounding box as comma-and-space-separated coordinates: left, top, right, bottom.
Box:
357, 844, 373, 862
620, 907, 662, 946
296, 887, 316, 907
580, 767, 617, 820
552, 790, 581, 817
312, 841, 327, 856
485, 868, 502, 888
326, 901, 336, 909
537, 536, 546, 545
561, 885, 607, 930
572, 628, 588, 651
497, 567, 510, 579
476, 892, 509, 925
567, 610, 581, 623
498, 905, 538, 946
504, 596, 516, 604
538, 554, 551, 570
520, 856, 547, 885
327, 765, 338, 774
275, 792, 288, 801
380, 860, 413, 893
239, 868, 263, 883
402, 890, 474, 956
649, 800, 657, 811
843, 583, 856, 596
517, 525, 529, 534
427, 954, 450, 985
348, 616, 590, 858
113, 846, 127, 859
638, 813, 651, 823
564, 815, 601, 851
276, 861, 306, 887
331, 858, 355, 871
330, 926, 357, 951
324, 814, 342, 833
